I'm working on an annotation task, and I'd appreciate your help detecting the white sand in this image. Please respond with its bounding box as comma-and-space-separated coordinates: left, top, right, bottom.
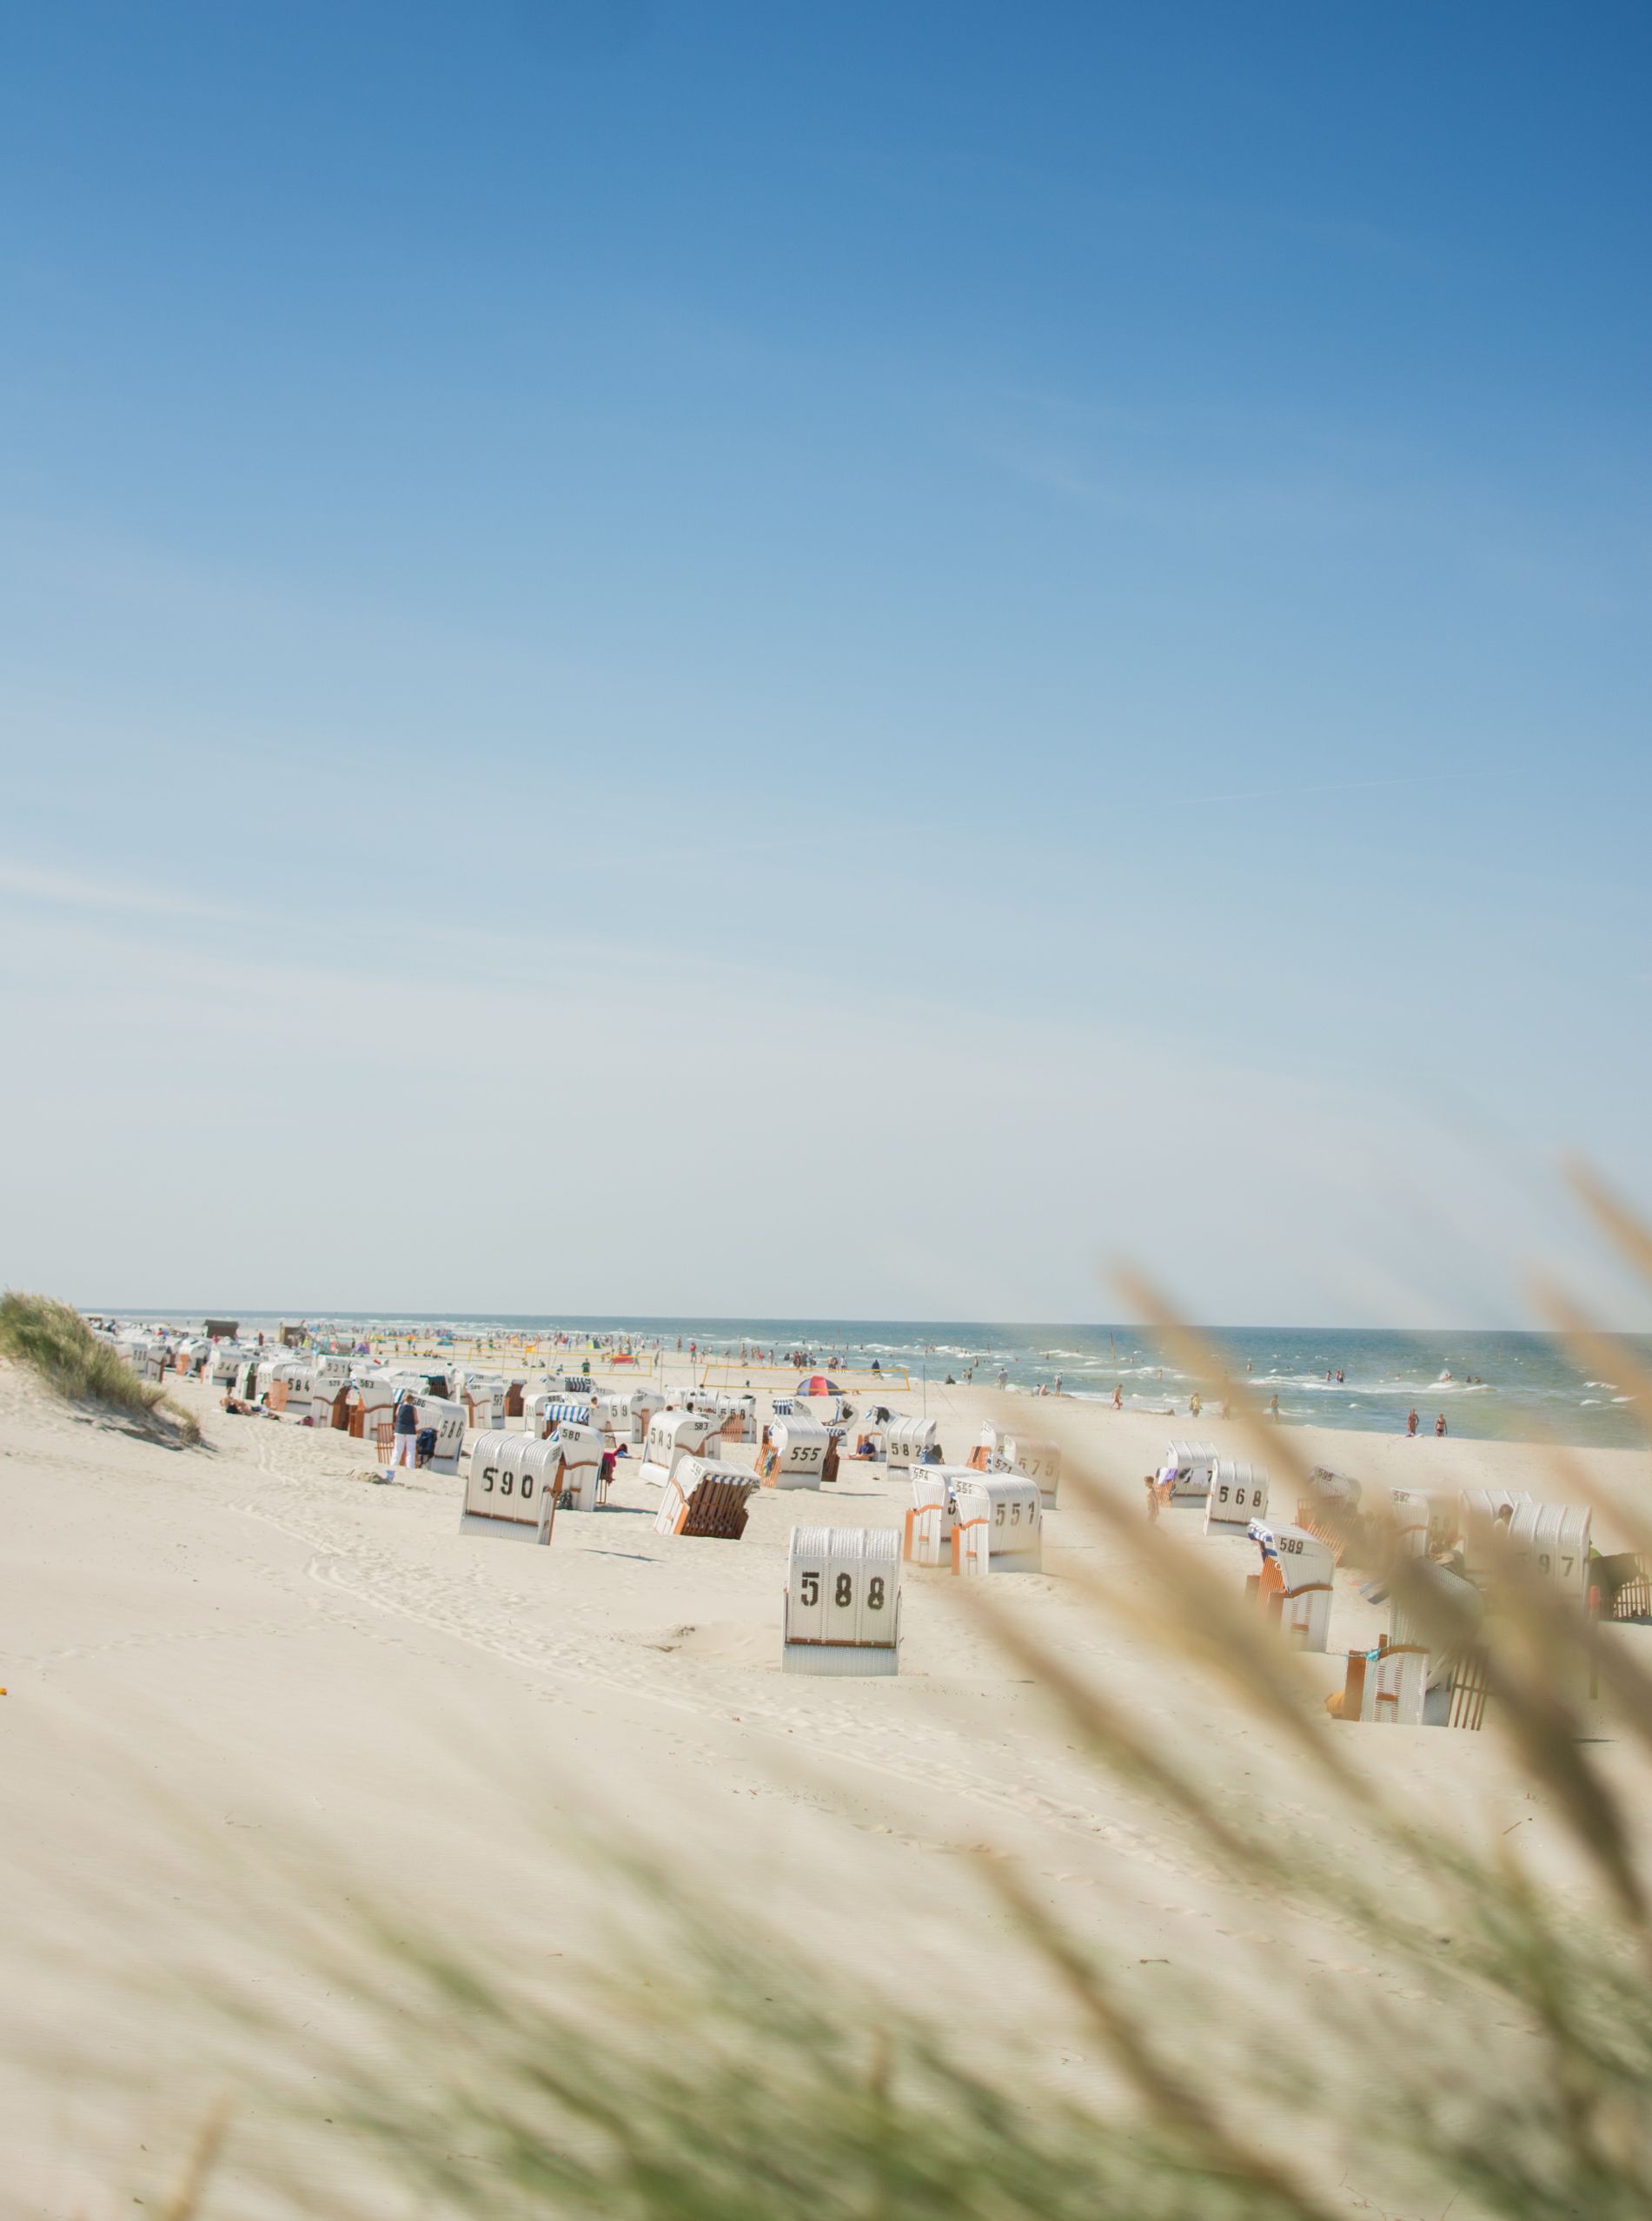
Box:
2, 1354, 1645, 2214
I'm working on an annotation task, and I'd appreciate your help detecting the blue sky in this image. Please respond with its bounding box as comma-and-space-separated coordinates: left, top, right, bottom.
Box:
2, 2, 1649, 1322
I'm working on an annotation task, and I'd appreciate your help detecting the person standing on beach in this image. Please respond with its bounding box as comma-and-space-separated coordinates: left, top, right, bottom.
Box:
1407, 1408, 1419, 1437
1436, 1413, 1448, 1436
1113, 1385, 1123, 1410
1268, 1394, 1280, 1421
1053, 1373, 1063, 1396
390, 1389, 420, 1472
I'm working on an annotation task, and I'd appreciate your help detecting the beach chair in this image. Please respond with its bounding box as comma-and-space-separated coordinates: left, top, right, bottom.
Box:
1250, 1523, 1335, 1651
883, 1415, 939, 1472
985, 1436, 1061, 1508
1446, 1648, 1491, 1731
757, 1416, 838, 1489
951, 1475, 1042, 1576
374, 1420, 395, 1464
654, 1459, 758, 1539
1600, 1552, 1651, 1622
782, 1526, 901, 1675
1204, 1461, 1269, 1535
1293, 1469, 1362, 1562
1164, 1440, 1218, 1503
459, 1430, 559, 1545
548, 1422, 608, 1511
638, 1409, 722, 1489
1332, 1637, 1428, 1725
902, 1469, 959, 1567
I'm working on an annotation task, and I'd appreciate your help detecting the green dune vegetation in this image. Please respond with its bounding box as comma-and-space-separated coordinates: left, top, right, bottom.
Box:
0, 1290, 200, 1445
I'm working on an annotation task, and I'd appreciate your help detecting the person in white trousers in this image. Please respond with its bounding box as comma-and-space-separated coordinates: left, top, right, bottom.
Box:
391, 1390, 421, 1470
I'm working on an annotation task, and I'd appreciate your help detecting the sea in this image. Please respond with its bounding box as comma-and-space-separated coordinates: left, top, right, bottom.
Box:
146, 1313, 1652, 1453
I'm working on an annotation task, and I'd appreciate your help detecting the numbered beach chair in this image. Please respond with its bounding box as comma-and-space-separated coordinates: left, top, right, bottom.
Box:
951, 1475, 1043, 1576
1204, 1461, 1270, 1535
1384, 1486, 1432, 1558
407, 1396, 466, 1473
637, 1409, 723, 1489
547, 1422, 608, 1510
782, 1526, 901, 1675
883, 1415, 939, 1472
985, 1435, 1061, 1509
459, 1430, 561, 1544
1504, 1501, 1593, 1604
717, 1392, 758, 1445
1247, 1523, 1335, 1651
527, 1396, 594, 1440
461, 1377, 510, 1431
757, 1416, 839, 1489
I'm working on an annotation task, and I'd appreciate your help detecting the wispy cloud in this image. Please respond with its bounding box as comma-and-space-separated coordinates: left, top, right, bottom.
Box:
0, 859, 232, 919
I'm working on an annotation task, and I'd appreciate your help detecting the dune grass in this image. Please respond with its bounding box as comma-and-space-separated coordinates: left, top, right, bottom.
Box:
91, 1177, 1652, 2214
0, 1291, 201, 1445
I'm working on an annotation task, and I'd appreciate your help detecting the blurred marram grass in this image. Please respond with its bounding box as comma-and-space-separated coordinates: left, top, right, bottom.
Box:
108, 1174, 1652, 2216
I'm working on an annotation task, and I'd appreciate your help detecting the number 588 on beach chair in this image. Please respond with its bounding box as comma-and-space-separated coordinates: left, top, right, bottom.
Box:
783, 1527, 901, 1674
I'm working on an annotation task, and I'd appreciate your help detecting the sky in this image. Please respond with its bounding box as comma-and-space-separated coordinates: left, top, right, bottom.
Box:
1, 1, 1649, 1325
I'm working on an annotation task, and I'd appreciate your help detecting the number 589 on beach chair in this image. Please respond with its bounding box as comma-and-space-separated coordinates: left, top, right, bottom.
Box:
1247, 1522, 1335, 1651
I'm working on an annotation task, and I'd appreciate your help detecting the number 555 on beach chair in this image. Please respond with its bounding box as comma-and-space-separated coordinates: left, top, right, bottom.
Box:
757, 1416, 839, 1489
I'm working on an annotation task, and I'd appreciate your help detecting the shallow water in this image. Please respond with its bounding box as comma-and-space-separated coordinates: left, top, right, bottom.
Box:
173, 1313, 1652, 1451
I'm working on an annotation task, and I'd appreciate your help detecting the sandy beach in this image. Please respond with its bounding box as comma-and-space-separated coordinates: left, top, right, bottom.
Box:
3, 1348, 1647, 2214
